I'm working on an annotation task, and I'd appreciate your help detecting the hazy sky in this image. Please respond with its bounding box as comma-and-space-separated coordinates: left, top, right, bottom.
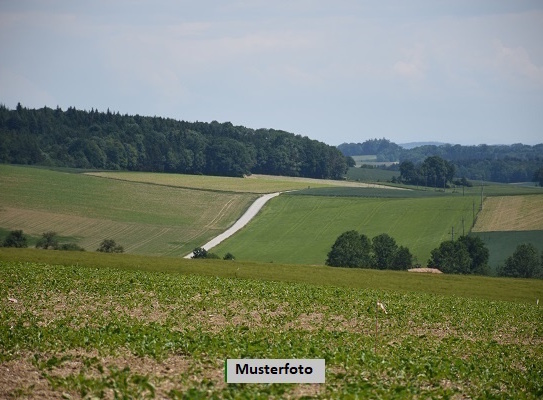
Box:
1, 1, 542, 146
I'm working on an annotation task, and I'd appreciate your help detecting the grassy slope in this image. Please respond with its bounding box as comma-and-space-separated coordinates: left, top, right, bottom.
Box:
469, 194, 543, 270
213, 193, 477, 266
1, 260, 542, 398
0, 165, 256, 256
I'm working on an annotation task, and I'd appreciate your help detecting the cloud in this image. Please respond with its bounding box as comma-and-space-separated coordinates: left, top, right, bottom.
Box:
0, 67, 57, 108
495, 41, 543, 87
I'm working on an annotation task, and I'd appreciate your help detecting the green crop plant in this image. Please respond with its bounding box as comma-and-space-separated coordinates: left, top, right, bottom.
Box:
1, 261, 541, 398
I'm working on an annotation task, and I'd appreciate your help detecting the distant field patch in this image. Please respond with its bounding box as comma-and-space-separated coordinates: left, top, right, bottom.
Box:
0, 165, 256, 256
213, 194, 477, 266
347, 167, 399, 182
470, 230, 543, 271
87, 171, 398, 193
473, 195, 543, 232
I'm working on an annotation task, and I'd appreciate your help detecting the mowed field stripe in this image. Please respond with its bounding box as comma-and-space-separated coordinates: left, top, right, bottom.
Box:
0, 207, 210, 256
473, 195, 543, 232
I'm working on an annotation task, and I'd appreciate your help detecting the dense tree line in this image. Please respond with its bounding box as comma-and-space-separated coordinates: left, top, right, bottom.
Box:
398, 156, 456, 188
338, 139, 402, 161
0, 103, 348, 179
428, 236, 490, 275
339, 139, 543, 183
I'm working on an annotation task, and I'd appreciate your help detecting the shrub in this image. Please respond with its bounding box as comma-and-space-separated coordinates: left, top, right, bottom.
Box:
97, 239, 124, 253
59, 243, 85, 251
35, 231, 59, 250
2, 230, 28, 248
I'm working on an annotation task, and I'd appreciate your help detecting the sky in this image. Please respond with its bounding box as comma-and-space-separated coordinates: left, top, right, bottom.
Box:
1, 0, 542, 146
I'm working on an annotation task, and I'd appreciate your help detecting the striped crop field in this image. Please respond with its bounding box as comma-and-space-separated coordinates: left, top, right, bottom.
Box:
86, 171, 385, 193
213, 194, 478, 266
473, 195, 543, 232
0, 165, 256, 256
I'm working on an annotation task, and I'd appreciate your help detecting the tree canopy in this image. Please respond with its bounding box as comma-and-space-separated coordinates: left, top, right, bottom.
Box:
428, 235, 490, 275
326, 231, 413, 270
499, 243, 542, 279
0, 103, 349, 179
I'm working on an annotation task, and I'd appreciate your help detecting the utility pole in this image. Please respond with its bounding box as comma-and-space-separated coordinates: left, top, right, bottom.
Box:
472, 199, 475, 227
480, 183, 484, 211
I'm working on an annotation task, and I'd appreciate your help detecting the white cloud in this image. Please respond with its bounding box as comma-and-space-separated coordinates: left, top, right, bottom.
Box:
495, 41, 543, 87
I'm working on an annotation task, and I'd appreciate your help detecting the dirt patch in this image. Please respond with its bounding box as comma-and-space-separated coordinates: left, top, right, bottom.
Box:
408, 268, 443, 274
473, 195, 543, 232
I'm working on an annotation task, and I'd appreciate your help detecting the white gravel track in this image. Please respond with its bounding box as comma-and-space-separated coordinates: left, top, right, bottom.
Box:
184, 192, 282, 258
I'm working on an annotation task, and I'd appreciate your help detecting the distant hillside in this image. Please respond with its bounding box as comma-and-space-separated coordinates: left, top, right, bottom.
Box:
0, 103, 348, 179
337, 139, 401, 161
399, 141, 448, 149
338, 138, 543, 183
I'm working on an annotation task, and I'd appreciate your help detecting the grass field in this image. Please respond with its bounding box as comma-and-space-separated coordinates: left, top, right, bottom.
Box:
1, 259, 541, 398
471, 230, 543, 271
346, 166, 399, 182
0, 165, 257, 256
473, 195, 543, 232
213, 194, 477, 266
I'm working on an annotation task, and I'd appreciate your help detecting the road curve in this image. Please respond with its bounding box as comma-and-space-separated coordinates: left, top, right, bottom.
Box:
184, 192, 282, 258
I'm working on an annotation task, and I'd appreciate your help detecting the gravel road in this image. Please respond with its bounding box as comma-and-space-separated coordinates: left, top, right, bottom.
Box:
184, 192, 282, 258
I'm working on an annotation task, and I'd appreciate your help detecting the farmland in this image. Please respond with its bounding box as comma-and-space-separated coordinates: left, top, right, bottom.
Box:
470, 194, 543, 270
1, 260, 542, 398
86, 171, 388, 193
473, 195, 543, 232
213, 193, 477, 265
0, 165, 256, 256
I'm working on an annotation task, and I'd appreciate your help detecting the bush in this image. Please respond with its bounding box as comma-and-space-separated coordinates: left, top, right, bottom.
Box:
59, 243, 85, 251
192, 247, 208, 259
97, 239, 124, 253
35, 231, 59, 250
2, 230, 28, 248
192, 247, 220, 259
223, 252, 235, 260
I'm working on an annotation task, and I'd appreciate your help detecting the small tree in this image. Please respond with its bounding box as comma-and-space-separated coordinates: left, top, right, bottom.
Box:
457, 235, 490, 275
326, 230, 372, 268
532, 166, 543, 187
223, 252, 235, 260
36, 231, 59, 250
372, 233, 398, 269
428, 240, 471, 274
97, 239, 124, 253
392, 246, 414, 270
2, 230, 28, 248
499, 243, 541, 278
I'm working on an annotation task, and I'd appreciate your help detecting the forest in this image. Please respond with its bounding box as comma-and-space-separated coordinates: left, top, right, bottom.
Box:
0, 103, 348, 179
339, 139, 543, 183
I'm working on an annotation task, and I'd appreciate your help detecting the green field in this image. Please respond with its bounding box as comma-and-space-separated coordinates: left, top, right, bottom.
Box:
213, 194, 477, 265
346, 166, 399, 182
1, 259, 541, 398
0, 165, 257, 256
471, 230, 543, 271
